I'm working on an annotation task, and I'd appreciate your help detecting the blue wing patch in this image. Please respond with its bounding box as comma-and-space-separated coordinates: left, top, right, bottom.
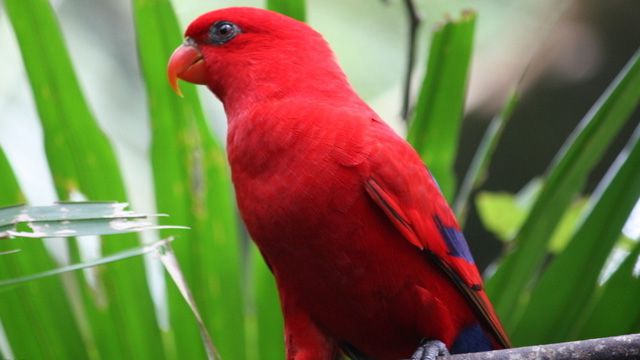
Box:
434, 216, 475, 264
451, 323, 492, 354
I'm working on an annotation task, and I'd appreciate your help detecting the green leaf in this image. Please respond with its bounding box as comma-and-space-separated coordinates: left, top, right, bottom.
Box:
0, 202, 143, 225
407, 11, 476, 201
158, 243, 219, 360
0, 202, 187, 239
486, 48, 640, 328
0, 240, 92, 359
0, 148, 88, 359
0, 249, 21, 256
267, 0, 307, 22
476, 189, 587, 253
548, 198, 589, 254
574, 240, 640, 340
0, 148, 23, 207
132, 0, 246, 358
475, 179, 543, 242
251, 244, 285, 360
0, 238, 172, 288
454, 89, 519, 221
511, 125, 640, 345
4, 0, 165, 357
475, 191, 528, 241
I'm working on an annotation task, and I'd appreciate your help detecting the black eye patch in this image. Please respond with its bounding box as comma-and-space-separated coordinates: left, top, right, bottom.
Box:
209, 21, 241, 45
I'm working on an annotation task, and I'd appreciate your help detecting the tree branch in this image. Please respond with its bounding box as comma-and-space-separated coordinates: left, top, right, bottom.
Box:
401, 0, 421, 121
444, 334, 640, 359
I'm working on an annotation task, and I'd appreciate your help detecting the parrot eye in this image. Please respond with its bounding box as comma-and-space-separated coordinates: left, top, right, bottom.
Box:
209, 21, 240, 45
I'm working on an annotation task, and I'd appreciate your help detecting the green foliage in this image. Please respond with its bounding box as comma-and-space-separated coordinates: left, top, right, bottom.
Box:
485, 49, 640, 331
3, 0, 163, 358
132, 0, 245, 358
0, 148, 86, 359
476, 187, 589, 253
0, 238, 173, 287
251, 244, 285, 360
0, 148, 22, 207
512, 127, 640, 344
0, 233, 88, 359
267, 0, 307, 22
0, 202, 186, 239
454, 90, 519, 221
476, 191, 530, 241
576, 240, 640, 340
407, 11, 476, 201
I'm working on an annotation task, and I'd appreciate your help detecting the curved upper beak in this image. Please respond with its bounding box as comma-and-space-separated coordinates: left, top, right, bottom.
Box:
167, 39, 207, 97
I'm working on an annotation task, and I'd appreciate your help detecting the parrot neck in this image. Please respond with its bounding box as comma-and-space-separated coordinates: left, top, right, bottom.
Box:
211, 54, 367, 122
223, 75, 365, 122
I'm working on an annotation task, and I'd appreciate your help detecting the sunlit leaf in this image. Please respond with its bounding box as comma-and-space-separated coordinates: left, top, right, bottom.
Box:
476, 192, 528, 241
476, 189, 588, 254
548, 198, 589, 254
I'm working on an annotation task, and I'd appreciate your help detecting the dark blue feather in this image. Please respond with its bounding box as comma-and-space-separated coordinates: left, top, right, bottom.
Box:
434, 216, 475, 263
451, 323, 492, 354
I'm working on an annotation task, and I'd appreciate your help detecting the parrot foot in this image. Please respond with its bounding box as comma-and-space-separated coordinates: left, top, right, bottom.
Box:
410, 339, 450, 360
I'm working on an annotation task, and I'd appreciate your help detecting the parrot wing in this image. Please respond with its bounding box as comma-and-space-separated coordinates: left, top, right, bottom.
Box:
362, 119, 511, 349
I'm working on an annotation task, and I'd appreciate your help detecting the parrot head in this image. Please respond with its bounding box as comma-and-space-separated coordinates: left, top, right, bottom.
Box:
167, 7, 350, 105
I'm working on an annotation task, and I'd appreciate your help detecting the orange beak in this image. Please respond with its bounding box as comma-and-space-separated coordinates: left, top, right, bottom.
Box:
167, 39, 207, 97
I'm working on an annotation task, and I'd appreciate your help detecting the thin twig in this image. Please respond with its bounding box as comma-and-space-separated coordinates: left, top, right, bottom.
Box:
401, 0, 421, 121
444, 333, 640, 359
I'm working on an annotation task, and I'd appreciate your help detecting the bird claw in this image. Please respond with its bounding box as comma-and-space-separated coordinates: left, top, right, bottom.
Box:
410, 339, 450, 360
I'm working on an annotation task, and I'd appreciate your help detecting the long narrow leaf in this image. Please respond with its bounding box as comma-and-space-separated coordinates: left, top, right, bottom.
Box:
486, 48, 640, 328
0, 202, 143, 225
0, 148, 22, 207
132, 0, 245, 358
158, 243, 219, 360
0, 202, 186, 239
511, 125, 640, 345
4, 0, 165, 357
407, 11, 476, 201
454, 89, 519, 221
0, 239, 172, 288
575, 241, 640, 340
0, 147, 88, 359
7, 218, 185, 238
251, 244, 285, 360
266, 0, 306, 22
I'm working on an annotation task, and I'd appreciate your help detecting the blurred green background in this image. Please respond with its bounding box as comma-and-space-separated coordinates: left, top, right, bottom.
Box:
0, 0, 639, 359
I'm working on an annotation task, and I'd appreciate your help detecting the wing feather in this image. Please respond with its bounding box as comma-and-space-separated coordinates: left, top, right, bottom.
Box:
362, 120, 511, 349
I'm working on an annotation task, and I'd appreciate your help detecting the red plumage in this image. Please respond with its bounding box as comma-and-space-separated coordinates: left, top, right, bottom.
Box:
168, 7, 510, 359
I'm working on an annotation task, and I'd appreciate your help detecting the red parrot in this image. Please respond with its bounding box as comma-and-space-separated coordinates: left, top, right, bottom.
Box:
168, 7, 510, 360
